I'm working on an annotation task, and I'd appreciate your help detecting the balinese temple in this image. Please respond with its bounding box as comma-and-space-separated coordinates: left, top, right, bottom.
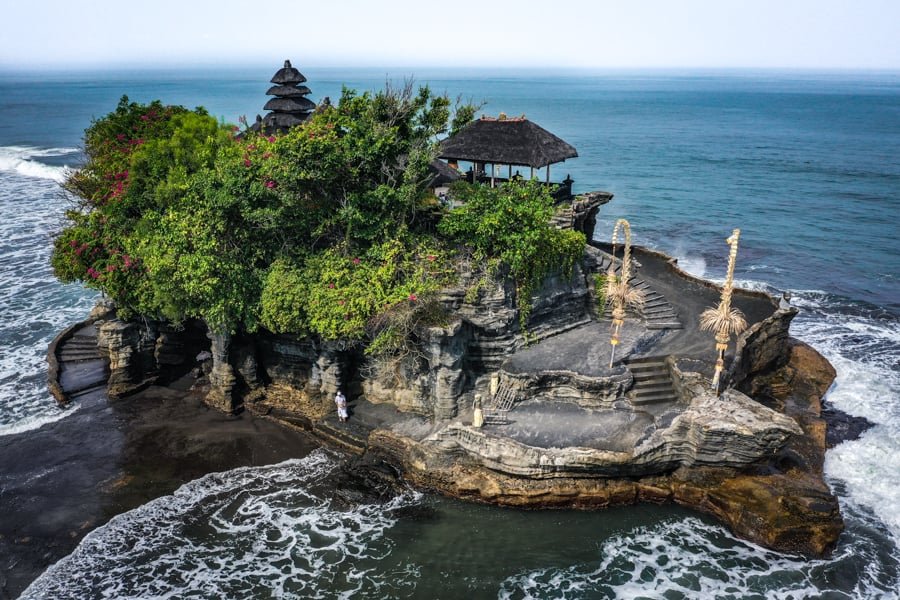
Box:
253, 60, 316, 134
438, 115, 578, 199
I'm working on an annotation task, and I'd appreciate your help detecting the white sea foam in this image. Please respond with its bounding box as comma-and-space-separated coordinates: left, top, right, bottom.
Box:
0, 145, 77, 182
0, 169, 97, 435
789, 290, 900, 544
21, 450, 423, 599
499, 515, 900, 599
676, 254, 707, 278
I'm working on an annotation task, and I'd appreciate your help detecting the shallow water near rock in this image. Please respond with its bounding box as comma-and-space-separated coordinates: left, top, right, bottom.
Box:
2, 68, 899, 597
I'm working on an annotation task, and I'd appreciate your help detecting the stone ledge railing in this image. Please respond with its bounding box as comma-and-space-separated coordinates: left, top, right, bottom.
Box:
498, 367, 632, 409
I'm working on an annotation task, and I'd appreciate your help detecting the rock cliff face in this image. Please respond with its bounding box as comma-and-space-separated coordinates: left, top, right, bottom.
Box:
94, 317, 209, 398
368, 340, 840, 556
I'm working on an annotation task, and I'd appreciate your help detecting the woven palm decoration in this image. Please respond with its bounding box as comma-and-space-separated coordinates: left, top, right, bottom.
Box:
699, 229, 748, 393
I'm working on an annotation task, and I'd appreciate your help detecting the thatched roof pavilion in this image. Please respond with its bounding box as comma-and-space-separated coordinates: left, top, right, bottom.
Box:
439, 117, 577, 172
258, 60, 316, 134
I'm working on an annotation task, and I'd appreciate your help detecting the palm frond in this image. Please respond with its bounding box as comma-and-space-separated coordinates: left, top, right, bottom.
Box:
605, 278, 646, 311
699, 305, 748, 334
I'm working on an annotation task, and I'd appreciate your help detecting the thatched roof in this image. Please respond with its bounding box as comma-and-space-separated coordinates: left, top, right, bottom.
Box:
427, 159, 461, 187
439, 118, 577, 169
266, 84, 312, 97
270, 60, 307, 84
263, 97, 317, 113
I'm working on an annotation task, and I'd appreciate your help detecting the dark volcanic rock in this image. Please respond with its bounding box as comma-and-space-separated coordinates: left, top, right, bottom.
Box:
821, 403, 874, 448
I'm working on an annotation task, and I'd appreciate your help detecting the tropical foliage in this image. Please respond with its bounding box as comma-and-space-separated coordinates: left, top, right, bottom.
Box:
438, 179, 585, 326
52, 85, 586, 356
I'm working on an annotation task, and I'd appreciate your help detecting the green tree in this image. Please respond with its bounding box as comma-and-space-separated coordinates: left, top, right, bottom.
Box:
438, 180, 586, 327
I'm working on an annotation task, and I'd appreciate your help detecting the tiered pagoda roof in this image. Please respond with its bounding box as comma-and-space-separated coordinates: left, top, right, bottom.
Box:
260, 60, 315, 133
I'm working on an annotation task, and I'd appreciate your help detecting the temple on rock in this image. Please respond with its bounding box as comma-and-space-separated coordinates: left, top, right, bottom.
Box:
49, 65, 844, 557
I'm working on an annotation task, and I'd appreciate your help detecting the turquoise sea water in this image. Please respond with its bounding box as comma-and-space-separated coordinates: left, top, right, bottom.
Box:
2, 68, 899, 598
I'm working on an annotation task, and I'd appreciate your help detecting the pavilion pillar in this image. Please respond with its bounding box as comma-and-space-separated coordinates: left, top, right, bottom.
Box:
546, 164, 551, 183
530, 166, 535, 179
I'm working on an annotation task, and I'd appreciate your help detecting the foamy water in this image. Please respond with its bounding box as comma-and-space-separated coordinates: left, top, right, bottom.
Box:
0, 146, 96, 436
20, 450, 423, 599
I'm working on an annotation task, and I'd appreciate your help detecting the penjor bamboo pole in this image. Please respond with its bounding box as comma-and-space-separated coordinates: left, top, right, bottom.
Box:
609, 219, 632, 367
712, 229, 741, 391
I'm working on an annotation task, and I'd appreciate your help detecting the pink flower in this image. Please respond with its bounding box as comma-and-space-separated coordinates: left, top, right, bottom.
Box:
106, 264, 117, 272
408, 294, 417, 302
262, 152, 272, 159
116, 133, 126, 141
265, 180, 276, 189
267, 136, 276, 143
140, 115, 149, 121
328, 283, 335, 289
243, 159, 252, 167
352, 257, 360, 265
338, 300, 345, 306
247, 144, 256, 151
427, 255, 436, 262
68, 240, 78, 248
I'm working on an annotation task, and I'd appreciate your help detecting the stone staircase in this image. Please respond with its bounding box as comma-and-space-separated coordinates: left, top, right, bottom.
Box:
596, 253, 682, 330
56, 325, 109, 399
58, 327, 102, 363
626, 356, 680, 407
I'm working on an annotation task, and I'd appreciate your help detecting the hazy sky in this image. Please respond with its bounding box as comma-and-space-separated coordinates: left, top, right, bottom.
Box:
4, 0, 899, 70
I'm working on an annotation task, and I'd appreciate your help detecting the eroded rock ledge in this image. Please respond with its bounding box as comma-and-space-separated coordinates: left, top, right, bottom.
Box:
368, 339, 841, 556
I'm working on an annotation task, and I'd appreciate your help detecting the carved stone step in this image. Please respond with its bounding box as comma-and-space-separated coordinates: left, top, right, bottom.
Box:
66, 380, 108, 398
634, 381, 675, 394
63, 339, 99, 348
629, 361, 667, 371
631, 392, 679, 405
643, 305, 675, 315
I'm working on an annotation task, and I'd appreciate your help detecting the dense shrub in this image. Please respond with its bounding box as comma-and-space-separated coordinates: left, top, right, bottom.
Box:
438, 180, 586, 326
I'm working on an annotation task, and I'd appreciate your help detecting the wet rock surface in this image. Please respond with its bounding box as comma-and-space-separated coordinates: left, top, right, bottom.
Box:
0, 374, 317, 599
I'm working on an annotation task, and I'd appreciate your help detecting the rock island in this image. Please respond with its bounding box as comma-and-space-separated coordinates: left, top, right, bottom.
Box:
49, 61, 844, 557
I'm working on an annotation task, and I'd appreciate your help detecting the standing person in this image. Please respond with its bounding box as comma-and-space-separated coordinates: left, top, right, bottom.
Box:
335, 389, 348, 423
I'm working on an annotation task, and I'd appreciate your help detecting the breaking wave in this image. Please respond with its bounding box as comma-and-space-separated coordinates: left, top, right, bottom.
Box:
21, 450, 423, 599
0, 145, 77, 182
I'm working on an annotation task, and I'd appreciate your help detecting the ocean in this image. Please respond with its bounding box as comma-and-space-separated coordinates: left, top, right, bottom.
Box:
1, 67, 898, 598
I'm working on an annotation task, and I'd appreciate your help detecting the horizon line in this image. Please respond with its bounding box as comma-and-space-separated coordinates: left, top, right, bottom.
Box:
3, 62, 900, 75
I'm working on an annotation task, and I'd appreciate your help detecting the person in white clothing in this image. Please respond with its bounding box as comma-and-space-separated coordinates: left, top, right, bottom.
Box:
335, 390, 348, 423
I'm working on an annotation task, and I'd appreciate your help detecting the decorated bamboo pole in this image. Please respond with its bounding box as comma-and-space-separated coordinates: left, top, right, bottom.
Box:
699, 229, 748, 394
607, 219, 644, 367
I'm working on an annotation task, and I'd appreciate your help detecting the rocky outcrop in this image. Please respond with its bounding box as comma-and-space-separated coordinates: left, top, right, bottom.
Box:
498, 367, 632, 409
367, 339, 841, 556
96, 319, 158, 398
729, 307, 798, 395
427, 387, 799, 479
